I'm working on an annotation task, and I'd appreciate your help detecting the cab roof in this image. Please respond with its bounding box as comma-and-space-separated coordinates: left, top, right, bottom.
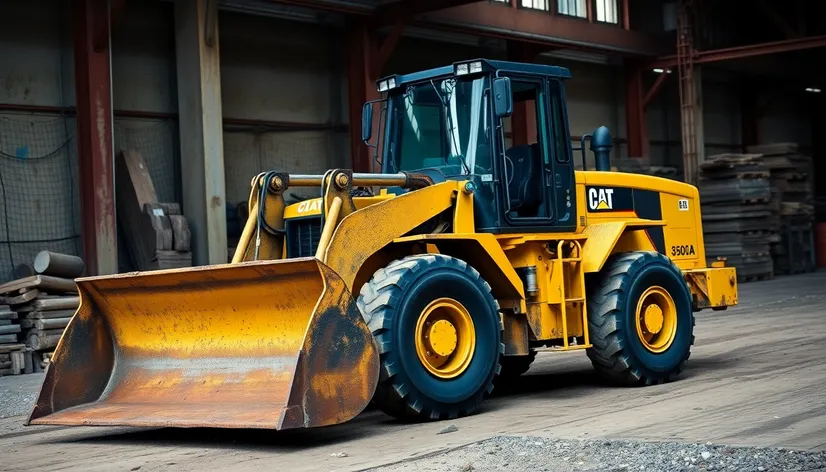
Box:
383, 59, 573, 90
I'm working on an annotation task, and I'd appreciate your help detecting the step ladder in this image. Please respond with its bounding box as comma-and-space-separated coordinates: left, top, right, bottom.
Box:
553, 240, 591, 350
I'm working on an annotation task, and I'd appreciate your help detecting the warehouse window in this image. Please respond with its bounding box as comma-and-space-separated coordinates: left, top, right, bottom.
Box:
521, 0, 550, 10
490, 0, 550, 10
595, 0, 618, 23
557, 0, 586, 18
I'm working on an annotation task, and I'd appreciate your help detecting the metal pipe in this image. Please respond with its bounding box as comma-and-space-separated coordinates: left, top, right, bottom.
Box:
231, 200, 258, 264
270, 173, 410, 188
315, 197, 343, 260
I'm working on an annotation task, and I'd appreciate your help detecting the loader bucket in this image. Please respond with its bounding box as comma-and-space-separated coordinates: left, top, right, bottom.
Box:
26, 258, 379, 430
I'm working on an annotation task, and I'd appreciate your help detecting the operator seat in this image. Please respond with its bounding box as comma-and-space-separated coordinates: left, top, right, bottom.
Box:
505, 143, 543, 215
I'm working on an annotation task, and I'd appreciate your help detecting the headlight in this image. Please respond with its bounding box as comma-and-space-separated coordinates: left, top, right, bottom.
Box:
378, 80, 388, 92
456, 63, 469, 75
470, 61, 482, 73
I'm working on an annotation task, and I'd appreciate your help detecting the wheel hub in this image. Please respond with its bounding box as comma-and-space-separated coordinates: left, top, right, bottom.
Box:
415, 298, 476, 379
643, 304, 664, 334
635, 286, 678, 353
427, 320, 458, 357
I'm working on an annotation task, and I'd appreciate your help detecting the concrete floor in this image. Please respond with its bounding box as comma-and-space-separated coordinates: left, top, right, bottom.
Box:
1, 272, 825, 472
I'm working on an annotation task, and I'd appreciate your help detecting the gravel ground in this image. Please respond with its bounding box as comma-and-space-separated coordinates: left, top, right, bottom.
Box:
368, 435, 826, 472
0, 373, 42, 419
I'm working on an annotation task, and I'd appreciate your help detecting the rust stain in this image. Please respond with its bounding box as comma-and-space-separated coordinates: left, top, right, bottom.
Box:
28, 258, 379, 431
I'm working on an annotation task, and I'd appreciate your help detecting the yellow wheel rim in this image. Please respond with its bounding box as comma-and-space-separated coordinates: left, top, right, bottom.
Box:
635, 286, 677, 353
415, 297, 476, 379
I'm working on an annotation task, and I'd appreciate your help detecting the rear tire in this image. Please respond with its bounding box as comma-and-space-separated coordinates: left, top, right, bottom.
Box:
357, 254, 503, 421
586, 251, 695, 386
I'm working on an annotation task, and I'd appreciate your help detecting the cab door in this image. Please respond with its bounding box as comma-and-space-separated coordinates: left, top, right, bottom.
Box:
492, 74, 576, 233
545, 79, 576, 230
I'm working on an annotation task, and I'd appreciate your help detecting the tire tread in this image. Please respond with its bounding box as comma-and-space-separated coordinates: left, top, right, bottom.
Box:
586, 251, 695, 386
357, 254, 503, 421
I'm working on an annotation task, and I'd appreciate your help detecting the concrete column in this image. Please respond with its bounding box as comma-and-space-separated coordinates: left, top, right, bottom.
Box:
174, 0, 227, 265
73, 0, 117, 276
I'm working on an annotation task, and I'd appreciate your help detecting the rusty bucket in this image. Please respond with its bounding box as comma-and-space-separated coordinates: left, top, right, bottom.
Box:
26, 258, 379, 430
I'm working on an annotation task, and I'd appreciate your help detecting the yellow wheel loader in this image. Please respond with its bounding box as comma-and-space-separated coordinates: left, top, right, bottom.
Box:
27, 59, 738, 431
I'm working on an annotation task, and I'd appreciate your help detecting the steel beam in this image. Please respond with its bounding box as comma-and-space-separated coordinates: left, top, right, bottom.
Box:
508, 41, 542, 146
643, 71, 670, 110
346, 18, 380, 172
415, 2, 665, 56
73, 0, 117, 276
652, 35, 826, 69
376, 0, 483, 25
625, 65, 648, 158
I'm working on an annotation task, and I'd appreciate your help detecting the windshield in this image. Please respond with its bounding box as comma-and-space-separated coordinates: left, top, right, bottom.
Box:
385, 76, 492, 176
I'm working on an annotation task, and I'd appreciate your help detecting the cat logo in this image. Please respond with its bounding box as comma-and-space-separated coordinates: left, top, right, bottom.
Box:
296, 198, 323, 214
588, 187, 614, 211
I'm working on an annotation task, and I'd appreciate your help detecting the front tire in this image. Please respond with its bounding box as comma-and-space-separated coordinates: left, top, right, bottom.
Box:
357, 254, 504, 421
586, 251, 695, 386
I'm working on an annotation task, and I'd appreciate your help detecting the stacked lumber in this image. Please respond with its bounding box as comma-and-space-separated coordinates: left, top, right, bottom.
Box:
117, 149, 192, 271
613, 158, 681, 180
699, 154, 774, 282
0, 251, 81, 376
746, 143, 816, 275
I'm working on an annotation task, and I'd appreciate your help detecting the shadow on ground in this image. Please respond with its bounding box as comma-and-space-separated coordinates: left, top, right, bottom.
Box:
32, 347, 743, 451
38, 364, 606, 451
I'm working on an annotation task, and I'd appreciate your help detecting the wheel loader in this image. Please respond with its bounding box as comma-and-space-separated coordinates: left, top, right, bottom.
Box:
26, 59, 738, 431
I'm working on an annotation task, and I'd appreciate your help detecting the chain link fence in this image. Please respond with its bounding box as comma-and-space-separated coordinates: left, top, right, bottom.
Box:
0, 113, 80, 283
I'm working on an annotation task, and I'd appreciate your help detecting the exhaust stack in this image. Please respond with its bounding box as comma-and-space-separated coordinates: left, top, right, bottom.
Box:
591, 125, 613, 171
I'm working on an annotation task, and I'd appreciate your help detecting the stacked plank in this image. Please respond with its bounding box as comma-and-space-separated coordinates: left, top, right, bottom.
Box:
613, 158, 681, 180
0, 251, 81, 376
746, 143, 816, 275
699, 154, 774, 282
117, 149, 192, 271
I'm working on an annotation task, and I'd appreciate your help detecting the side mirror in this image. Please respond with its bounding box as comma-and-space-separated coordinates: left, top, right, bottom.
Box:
493, 77, 513, 118
361, 103, 374, 142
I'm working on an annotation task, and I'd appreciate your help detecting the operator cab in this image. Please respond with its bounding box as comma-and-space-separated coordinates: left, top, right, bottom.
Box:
362, 59, 578, 234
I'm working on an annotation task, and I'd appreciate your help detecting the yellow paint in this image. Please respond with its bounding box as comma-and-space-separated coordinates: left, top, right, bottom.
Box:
612, 229, 656, 254
634, 286, 677, 353
453, 183, 475, 233
394, 232, 525, 303
428, 320, 458, 357
325, 182, 459, 293
685, 266, 738, 309
580, 220, 665, 273
415, 297, 476, 379
88, 259, 324, 357
661, 193, 704, 269
579, 170, 700, 197
30, 257, 380, 430
233, 179, 287, 263
283, 194, 396, 219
